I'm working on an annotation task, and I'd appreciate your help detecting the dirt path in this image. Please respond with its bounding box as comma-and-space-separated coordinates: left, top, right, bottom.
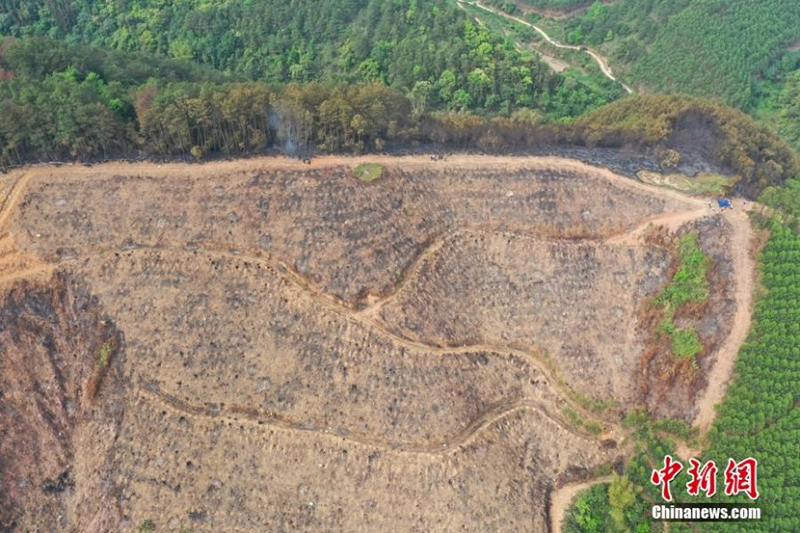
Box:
8, 153, 660, 179
0, 263, 54, 287
514, 0, 595, 20
140, 385, 594, 456
0, 173, 51, 289
551, 475, 613, 533
0, 172, 33, 229
605, 206, 708, 246
464, 1, 633, 93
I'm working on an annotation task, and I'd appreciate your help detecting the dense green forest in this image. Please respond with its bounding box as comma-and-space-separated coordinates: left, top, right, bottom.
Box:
701, 217, 800, 531
749, 48, 800, 152
0, 0, 621, 116
533, 0, 800, 108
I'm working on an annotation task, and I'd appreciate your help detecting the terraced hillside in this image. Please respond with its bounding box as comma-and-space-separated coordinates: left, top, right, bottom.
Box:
0, 156, 754, 532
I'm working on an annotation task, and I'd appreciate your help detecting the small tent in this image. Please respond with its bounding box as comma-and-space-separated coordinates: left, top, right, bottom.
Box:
717, 199, 732, 209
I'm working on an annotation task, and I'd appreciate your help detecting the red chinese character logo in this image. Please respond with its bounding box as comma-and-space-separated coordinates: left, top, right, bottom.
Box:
724, 458, 759, 500
686, 458, 717, 497
651, 455, 683, 501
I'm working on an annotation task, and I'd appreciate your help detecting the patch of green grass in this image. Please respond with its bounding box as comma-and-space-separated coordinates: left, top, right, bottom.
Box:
659, 319, 703, 360
654, 231, 709, 313
569, 389, 619, 414
652, 231, 709, 363
651, 417, 698, 441
562, 406, 604, 435
638, 170, 735, 196
98, 341, 113, 368
138, 520, 155, 533
353, 163, 384, 182
691, 172, 735, 195
592, 462, 614, 477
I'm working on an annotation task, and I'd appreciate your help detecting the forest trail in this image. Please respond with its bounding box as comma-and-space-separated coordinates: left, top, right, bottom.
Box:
514, 0, 597, 20
551, 475, 613, 533
463, 0, 633, 93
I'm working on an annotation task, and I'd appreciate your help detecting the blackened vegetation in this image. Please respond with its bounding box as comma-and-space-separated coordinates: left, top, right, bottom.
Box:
0, 273, 124, 531
41, 470, 74, 494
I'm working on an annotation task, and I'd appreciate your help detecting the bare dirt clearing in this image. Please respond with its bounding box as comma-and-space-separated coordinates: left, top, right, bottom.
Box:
0, 155, 754, 531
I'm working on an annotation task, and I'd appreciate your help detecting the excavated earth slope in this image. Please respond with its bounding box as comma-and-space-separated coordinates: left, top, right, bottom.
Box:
0, 156, 744, 532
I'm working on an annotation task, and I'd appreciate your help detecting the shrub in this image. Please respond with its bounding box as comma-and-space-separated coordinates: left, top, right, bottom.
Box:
353, 163, 384, 182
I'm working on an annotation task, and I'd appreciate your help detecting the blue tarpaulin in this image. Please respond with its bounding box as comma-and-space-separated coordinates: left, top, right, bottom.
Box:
718, 199, 732, 208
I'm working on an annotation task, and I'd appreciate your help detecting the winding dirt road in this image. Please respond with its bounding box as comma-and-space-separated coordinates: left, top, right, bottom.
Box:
0, 172, 32, 229
0, 172, 51, 287
464, 0, 634, 93
140, 385, 595, 456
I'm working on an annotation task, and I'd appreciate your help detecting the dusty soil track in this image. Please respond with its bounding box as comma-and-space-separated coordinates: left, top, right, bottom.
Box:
140, 384, 595, 455
0, 155, 755, 531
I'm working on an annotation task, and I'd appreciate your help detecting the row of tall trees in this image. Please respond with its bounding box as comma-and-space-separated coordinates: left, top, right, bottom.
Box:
0, 66, 795, 197
0, 38, 794, 196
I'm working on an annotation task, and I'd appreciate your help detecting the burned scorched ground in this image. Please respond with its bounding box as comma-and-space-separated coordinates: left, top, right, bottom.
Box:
0, 156, 753, 532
